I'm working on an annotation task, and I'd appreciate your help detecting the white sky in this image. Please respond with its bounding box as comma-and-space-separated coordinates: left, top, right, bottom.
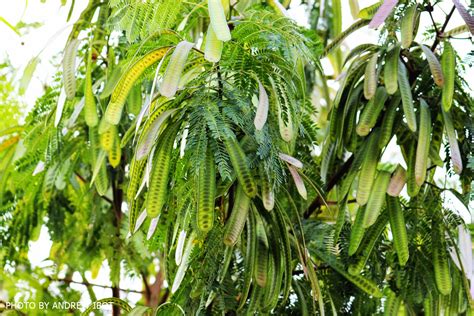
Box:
0, 0, 472, 310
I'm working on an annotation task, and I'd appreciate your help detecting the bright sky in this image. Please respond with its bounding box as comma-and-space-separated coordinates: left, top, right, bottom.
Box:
0, 0, 472, 310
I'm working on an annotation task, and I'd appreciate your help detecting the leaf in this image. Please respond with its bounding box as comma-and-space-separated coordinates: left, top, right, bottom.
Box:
171, 232, 196, 293
368, 0, 398, 29
54, 87, 67, 127
19, 56, 40, 95
254, 80, 269, 130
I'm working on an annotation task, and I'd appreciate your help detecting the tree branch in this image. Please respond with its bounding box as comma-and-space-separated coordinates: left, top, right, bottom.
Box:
49, 277, 144, 294
431, 6, 456, 51
304, 154, 354, 219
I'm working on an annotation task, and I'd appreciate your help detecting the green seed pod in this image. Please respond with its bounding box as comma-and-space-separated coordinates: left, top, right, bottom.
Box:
414, 99, 431, 186
363, 171, 390, 228
441, 41, 455, 112
387, 196, 409, 266
223, 185, 251, 246
384, 45, 400, 94
397, 60, 417, 132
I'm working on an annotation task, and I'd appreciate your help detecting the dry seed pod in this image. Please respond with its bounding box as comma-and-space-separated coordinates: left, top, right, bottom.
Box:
386, 165, 406, 197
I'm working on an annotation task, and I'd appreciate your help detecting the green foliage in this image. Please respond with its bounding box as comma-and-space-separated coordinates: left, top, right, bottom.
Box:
0, 0, 473, 315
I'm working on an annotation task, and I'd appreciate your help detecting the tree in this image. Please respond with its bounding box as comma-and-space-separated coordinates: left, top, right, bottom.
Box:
0, 0, 472, 315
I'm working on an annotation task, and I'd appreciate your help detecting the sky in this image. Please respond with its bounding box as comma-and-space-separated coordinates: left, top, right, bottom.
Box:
0, 0, 472, 310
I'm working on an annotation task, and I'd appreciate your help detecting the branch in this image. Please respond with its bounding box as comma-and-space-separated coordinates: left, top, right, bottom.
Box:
50, 277, 144, 294
74, 171, 114, 204
303, 154, 354, 219
431, 6, 456, 51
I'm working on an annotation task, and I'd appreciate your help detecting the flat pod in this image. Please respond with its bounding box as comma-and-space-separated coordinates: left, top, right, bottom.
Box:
397, 59, 417, 132
208, 0, 231, 41
384, 45, 400, 94
254, 80, 269, 130
414, 99, 431, 186
63, 39, 80, 100
105, 47, 169, 125
160, 41, 195, 98
356, 131, 380, 206
362, 170, 390, 228
223, 185, 251, 246
441, 41, 455, 111
364, 52, 378, 100
420, 45, 444, 87
196, 148, 216, 232
401, 4, 418, 49
224, 138, 257, 197
387, 196, 409, 265
204, 25, 223, 63
386, 164, 406, 196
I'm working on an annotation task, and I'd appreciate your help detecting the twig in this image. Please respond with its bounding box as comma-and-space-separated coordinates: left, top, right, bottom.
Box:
304, 155, 354, 219
74, 171, 114, 205
50, 277, 144, 294
431, 6, 456, 51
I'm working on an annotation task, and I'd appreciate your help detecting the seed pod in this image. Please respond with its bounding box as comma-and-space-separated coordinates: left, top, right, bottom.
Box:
99, 121, 115, 152
254, 214, 269, 287
146, 123, 179, 218
105, 47, 169, 125
415, 99, 431, 186
401, 5, 418, 49
254, 80, 269, 130
288, 165, 307, 200
429, 114, 444, 167
441, 41, 455, 111
357, 132, 380, 205
108, 127, 121, 168
386, 165, 406, 197
397, 60, 417, 132
171, 232, 196, 293
387, 196, 409, 266
349, 0, 359, 19
196, 148, 216, 232
84, 51, 99, 127
358, 1, 382, 20
379, 95, 400, 148
260, 171, 274, 211
384, 291, 402, 316
442, 110, 463, 174
364, 52, 378, 99
432, 220, 452, 295
349, 211, 388, 275
204, 25, 223, 62
357, 86, 388, 136
160, 41, 195, 98
223, 185, 251, 246
384, 45, 400, 94
420, 45, 444, 87
208, 0, 231, 41
368, 0, 398, 29
136, 108, 176, 161
224, 138, 257, 197
406, 144, 420, 197
349, 206, 366, 256
63, 39, 80, 100
175, 230, 187, 265
278, 153, 303, 169
363, 171, 390, 228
